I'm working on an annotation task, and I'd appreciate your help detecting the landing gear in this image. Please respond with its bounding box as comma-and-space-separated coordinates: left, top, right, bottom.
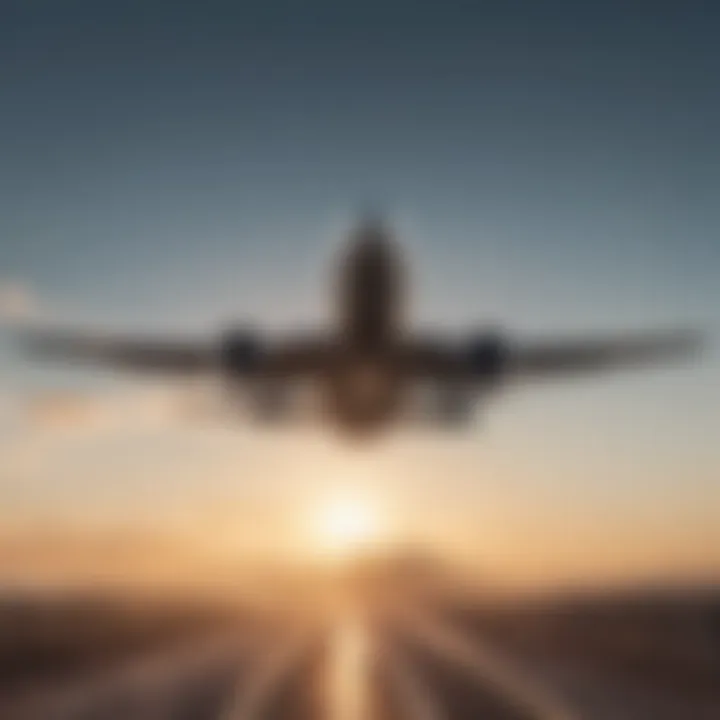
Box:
224, 378, 290, 424
250, 380, 289, 423
435, 382, 476, 426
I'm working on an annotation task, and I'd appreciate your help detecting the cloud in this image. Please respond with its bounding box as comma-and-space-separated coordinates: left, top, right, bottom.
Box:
21, 385, 217, 433
0, 280, 39, 322
24, 392, 106, 431
0, 387, 208, 486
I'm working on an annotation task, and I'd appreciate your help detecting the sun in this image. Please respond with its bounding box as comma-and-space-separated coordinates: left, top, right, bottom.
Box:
313, 493, 384, 559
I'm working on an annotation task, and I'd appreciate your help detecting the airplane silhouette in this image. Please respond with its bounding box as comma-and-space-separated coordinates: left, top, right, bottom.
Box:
17, 216, 702, 436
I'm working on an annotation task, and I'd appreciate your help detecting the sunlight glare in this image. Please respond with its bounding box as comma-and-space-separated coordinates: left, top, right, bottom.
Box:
314, 492, 384, 559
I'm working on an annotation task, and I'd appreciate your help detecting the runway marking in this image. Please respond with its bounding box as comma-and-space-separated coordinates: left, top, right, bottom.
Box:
326, 617, 373, 720
380, 641, 447, 720
218, 628, 317, 720
391, 606, 580, 720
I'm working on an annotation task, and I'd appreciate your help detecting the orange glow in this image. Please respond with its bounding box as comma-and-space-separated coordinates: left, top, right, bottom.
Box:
311, 492, 386, 561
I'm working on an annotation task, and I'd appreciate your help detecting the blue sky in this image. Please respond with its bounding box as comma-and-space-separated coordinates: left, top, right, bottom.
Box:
0, 0, 718, 587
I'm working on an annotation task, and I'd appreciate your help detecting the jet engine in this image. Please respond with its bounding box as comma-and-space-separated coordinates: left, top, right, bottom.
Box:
220, 327, 263, 375
465, 331, 509, 381
219, 327, 287, 420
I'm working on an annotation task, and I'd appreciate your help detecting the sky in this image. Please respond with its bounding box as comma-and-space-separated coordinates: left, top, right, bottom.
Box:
0, 0, 719, 589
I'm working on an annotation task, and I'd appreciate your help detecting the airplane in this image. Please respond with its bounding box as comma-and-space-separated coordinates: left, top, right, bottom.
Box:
15, 216, 703, 437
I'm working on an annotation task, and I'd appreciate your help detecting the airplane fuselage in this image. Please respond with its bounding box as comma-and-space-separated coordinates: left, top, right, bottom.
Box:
340, 225, 402, 349
325, 222, 407, 435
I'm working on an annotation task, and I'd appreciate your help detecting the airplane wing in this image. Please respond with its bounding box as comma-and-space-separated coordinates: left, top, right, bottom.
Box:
409, 329, 703, 383
16, 326, 329, 377
17, 326, 218, 374
507, 329, 703, 380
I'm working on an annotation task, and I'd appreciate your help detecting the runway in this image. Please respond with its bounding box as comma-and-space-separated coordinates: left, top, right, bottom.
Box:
0, 599, 581, 720
1, 596, 716, 720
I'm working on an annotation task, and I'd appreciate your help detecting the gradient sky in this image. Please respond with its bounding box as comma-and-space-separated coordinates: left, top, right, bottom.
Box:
1, 0, 718, 588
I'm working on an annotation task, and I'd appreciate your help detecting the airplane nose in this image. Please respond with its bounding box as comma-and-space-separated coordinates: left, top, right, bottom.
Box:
352, 232, 387, 257
350, 214, 391, 250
